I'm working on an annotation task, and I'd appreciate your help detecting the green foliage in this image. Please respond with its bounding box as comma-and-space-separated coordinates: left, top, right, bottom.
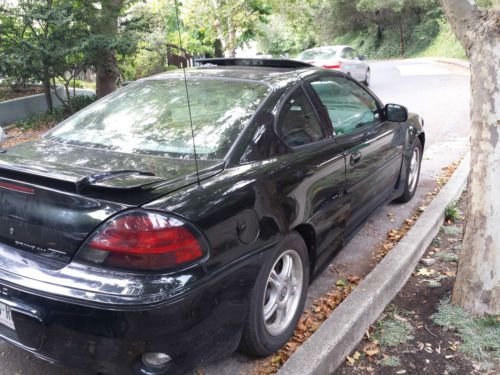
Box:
373, 316, 414, 348
410, 16, 467, 59
0, 0, 90, 97
257, 0, 465, 60
68, 94, 97, 113
445, 203, 461, 222
441, 225, 462, 236
379, 355, 401, 367
15, 94, 96, 131
182, 0, 270, 56
432, 299, 500, 361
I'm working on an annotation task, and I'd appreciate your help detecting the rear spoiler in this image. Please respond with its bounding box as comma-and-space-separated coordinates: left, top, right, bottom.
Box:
0, 155, 165, 194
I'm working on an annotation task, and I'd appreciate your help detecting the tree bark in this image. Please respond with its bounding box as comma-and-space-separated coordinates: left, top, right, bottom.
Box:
94, 0, 123, 98
441, 0, 500, 315
398, 17, 405, 56
42, 70, 53, 113
96, 49, 119, 98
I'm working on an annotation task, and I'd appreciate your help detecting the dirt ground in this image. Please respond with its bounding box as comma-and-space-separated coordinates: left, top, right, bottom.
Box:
337, 190, 499, 375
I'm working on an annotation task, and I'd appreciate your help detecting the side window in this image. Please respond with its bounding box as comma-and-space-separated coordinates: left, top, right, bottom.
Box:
310, 77, 381, 136
342, 48, 356, 59
277, 86, 325, 148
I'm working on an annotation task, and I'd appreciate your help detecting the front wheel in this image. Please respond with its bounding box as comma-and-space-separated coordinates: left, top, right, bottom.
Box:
239, 232, 309, 356
395, 138, 422, 203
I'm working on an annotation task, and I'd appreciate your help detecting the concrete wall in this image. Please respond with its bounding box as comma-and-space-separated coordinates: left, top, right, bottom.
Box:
0, 87, 95, 127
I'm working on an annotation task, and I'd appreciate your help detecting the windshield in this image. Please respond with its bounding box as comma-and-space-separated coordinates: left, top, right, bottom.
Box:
297, 48, 339, 61
45, 78, 270, 160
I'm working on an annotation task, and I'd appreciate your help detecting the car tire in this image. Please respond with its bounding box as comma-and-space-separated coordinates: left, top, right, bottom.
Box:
363, 68, 370, 86
239, 231, 310, 357
395, 138, 422, 203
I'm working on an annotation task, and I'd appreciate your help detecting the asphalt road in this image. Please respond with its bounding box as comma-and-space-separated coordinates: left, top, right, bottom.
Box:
0, 59, 470, 375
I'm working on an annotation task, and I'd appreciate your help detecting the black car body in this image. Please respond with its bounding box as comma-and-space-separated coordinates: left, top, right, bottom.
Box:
0, 59, 424, 374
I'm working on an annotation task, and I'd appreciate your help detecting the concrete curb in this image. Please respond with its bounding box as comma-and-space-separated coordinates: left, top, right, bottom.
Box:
434, 58, 470, 70
278, 153, 470, 375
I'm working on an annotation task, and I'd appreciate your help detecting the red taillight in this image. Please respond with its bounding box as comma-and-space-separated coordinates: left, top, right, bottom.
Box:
323, 62, 341, 69
76, 211, 206, 271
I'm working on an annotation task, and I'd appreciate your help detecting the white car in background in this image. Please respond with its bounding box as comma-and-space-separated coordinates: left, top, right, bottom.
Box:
296, 45, 370, 85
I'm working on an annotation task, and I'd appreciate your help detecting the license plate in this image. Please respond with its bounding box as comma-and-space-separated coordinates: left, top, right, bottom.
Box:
0, 302, 14, 330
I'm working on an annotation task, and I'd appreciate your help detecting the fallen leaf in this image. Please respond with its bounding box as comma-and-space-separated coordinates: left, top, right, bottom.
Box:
336, 279, 346, 287
417, 268, 434, 276
346, 356, 355, 366
364, 348, 380, 357
353, 351, 361, 361
394, 314, 408, 322
347, 275, 361, 284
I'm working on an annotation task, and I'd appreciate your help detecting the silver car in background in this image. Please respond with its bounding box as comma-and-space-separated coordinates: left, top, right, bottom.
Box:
296, 45, 370, 85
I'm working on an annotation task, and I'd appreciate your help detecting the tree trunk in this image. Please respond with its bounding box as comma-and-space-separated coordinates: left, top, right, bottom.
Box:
42, 72, 53, 113
441, 0, 500, 315
398, 18, 405, 56
96, 49, 119, 98
452, 21, 500, 316
94, 0, 123, 98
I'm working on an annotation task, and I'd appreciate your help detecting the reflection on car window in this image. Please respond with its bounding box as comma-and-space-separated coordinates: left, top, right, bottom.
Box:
310, 77, 380, 136
45, 78, 270, 160
277, 87, 325, 147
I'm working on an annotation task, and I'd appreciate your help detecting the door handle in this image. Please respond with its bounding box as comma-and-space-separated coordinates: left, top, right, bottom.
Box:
350, 151, 362, 166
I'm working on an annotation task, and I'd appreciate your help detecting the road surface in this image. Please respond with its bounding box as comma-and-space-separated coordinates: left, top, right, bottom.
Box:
0, 58, 470, 375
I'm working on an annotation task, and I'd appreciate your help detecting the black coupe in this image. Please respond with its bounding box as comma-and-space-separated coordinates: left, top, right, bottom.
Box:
0, 59, 424, 375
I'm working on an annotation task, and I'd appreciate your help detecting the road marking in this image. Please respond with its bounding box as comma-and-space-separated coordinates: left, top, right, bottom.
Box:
396, 64, 459, 76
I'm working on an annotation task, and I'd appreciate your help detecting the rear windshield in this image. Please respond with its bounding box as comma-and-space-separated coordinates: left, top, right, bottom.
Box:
297, 48, 338, 61
45, 78, 270, 160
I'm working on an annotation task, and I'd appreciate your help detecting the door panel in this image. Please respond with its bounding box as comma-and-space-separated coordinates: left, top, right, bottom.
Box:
274, 85, 347, 270
307, 75, 403, 233
337, 121, 402, 231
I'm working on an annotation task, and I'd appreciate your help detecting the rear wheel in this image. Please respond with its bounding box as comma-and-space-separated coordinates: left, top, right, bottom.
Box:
239, 232, 309, 356
395, 139, 422, 203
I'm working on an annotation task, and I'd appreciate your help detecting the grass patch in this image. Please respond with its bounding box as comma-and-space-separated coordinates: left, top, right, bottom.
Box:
379, 355, 401, 367
435, 252, 460, 263
410, 17, 466, 59
431, 299, 500, 361
373, 317, 414, 348
445, 203, 461, 222
441, 225, 462, 236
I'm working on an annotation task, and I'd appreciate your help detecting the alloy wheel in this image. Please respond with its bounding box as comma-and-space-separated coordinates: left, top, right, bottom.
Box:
262, 249, 304, 336
408, 146, 420, 192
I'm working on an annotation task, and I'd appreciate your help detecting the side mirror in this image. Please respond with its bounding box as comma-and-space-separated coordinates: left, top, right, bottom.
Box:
385, 103, 408, 122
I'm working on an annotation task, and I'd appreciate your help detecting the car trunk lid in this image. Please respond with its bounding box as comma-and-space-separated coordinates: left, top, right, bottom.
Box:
0, 139, 223, 263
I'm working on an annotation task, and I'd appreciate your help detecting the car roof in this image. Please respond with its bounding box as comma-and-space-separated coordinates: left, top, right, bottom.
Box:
147, 65, 322, 89
300, 45, 351, 53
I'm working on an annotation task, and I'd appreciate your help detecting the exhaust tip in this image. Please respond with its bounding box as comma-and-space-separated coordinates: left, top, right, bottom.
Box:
141, 352, 172, 369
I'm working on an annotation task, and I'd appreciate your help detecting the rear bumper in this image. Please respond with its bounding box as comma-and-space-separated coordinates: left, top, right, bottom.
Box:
0, 241, 204, 306
0, 244, 269, 374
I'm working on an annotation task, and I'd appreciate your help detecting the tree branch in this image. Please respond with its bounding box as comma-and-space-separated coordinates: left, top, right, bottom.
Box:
440, 0, 481, 50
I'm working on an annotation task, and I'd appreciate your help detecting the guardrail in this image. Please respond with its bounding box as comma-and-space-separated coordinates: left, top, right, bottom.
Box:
0, 87, 95, 127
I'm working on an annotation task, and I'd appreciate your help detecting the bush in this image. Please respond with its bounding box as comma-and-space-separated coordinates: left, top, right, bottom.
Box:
68, 94, 97, 113
15, 94, 96, 131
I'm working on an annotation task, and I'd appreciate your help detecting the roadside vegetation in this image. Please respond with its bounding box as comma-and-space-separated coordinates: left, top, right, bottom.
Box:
0, 0, 467, 109
338, 190, 500, 375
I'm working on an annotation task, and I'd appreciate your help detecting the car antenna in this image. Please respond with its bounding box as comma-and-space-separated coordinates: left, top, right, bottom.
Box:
173, 0, 200, 186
